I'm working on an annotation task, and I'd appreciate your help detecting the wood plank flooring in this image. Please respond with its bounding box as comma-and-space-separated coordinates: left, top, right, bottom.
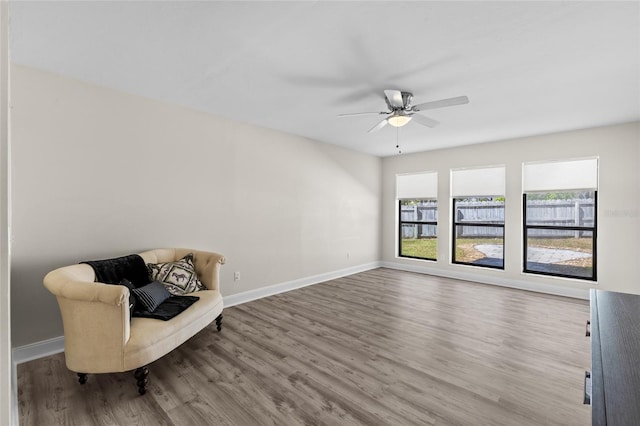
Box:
18, 268, 591, 425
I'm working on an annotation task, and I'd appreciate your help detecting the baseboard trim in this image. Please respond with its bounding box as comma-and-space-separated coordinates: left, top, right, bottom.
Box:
380, 261, 590, 300
12, 336, 64, 365
223, 261, 382, 308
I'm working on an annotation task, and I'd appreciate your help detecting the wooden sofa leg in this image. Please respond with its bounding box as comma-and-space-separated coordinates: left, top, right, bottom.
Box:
215, 314, 223, 332
77, 373, 88, 384
134, 366, 149, 395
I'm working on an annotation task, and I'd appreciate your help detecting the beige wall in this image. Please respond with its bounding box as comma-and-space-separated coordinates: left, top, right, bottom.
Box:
382, 122, 640, 296
10, 65, 381, 347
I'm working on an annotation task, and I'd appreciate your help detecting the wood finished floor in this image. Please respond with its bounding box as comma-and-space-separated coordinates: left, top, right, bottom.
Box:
18, 268, 591, 425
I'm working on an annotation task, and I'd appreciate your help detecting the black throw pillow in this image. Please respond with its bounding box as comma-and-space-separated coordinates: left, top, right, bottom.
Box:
132, 281, 172, 313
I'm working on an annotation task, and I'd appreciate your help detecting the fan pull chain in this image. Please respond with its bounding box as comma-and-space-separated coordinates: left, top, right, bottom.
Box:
396, 125, 402, 154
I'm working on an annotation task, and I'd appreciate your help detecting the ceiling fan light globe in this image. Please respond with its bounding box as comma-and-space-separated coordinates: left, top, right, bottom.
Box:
388, 115, 412, 127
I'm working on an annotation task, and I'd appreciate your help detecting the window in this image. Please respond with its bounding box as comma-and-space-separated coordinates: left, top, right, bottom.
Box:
397, 172, 437, 260
451, 166, 505, 269
399, 200, 438, 260
523, 159, 598, 280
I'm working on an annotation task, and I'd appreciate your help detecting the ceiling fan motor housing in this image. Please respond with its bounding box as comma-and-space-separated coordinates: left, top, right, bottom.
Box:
385, 91, 414, 111
401, 92, 413, 110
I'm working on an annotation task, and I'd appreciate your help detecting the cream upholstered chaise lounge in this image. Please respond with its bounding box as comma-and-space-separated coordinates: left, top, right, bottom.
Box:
43, 248, 225, 395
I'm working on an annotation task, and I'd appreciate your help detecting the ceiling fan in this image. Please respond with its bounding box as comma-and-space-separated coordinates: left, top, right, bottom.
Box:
338, 89, 469, 133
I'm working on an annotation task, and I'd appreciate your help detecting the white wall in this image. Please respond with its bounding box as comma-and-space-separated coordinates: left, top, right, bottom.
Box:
10, 64, 381, 347
382, 122, 640, 296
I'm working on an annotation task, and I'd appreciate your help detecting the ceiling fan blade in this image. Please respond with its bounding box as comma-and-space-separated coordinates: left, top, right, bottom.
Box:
412, 95, 469, 111
384, 89, 404, 109
337, 112, 385, 118
411, 114, 440, 128
368, 117, 389, 133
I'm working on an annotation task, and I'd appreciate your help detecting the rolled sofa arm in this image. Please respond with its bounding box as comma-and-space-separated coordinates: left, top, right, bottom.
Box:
44, 264, 129, 306
43, 264, 131, 373
189, 249, 226, 292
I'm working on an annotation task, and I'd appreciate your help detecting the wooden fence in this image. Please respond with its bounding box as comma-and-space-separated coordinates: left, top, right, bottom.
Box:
526, 199, 595, 238
401, 199, 595, 239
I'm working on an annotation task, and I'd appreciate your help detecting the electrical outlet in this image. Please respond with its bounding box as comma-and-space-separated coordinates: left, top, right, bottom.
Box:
234, 271, 240, 282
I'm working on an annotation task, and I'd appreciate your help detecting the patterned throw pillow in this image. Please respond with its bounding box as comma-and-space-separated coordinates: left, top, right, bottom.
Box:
147, 253, 206, 295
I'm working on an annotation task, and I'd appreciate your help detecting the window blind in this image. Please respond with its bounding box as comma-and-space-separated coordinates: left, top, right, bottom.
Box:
396, 172, 438, 200
451, 166, 505, 197
523, 158, 598, 192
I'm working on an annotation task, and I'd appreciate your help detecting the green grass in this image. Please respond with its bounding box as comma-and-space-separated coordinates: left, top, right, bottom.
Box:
454, 237, 503, 262
401, 238, 437, 259
402, 237, 499, 261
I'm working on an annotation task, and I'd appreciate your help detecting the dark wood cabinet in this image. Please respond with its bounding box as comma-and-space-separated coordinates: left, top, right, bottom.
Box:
590, 289, 640, 426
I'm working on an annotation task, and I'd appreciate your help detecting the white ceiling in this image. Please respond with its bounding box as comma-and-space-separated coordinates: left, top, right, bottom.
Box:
9, 1, 640, 157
